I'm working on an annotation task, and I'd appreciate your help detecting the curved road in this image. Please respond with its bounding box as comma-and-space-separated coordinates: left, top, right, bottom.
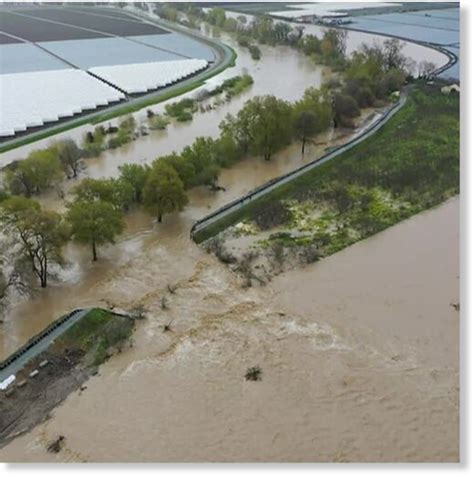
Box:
0, 309, 89, 383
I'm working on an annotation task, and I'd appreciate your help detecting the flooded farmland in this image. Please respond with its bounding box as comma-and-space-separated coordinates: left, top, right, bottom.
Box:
0, 23, 450, 354
0, 6, 459, 463
0, 196, 459, 462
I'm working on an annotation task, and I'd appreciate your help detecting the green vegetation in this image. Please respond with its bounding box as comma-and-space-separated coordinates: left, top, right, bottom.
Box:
221, 74, 254, 97
147, 113, 170, 130
193, 85, 459, 248
56, 139, 83, 178
5, 149, 63, 197
0, 196, 69, 287
66, 187, 125, 261
107, 115, 137, 149
143, 161, 189, 222
165, 97, 197, 121
59, 308, 134, 367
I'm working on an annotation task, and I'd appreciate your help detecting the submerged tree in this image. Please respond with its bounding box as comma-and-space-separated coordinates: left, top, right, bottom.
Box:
0, 196, 68, 287
240, 96, 293, 161
66, 198, 124, 261
143, 161, 188, 222
56, 139, 83, 179
5, 149, 62, 197
293, 110, 319, 154
118, 163, 149, 204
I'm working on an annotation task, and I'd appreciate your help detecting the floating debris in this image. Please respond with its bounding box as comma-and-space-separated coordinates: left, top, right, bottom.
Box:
47, 435, 65, 454
245, 366, 262, 381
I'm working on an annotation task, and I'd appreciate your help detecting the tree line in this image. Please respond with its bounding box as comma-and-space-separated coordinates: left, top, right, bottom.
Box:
0, 37, 410, 295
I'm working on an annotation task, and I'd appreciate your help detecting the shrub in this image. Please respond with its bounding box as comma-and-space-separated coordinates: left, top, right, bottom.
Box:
251, 201, 292, 230
245, 366, 262, 381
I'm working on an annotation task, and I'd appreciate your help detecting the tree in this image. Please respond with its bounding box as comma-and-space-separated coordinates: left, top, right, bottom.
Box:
0, 197, 68, 287
207, 7, 226, 27
56, 139, 83, 178
66, 198, 124, 261
5, 149, 62, 196
181, 137, 219, 188
418, 60, 436, 78
239, 96, 292, 161
383, 38, 407, 71
294, 110, 319, 154
118, 163, 149, 203
321, 29, 347, 65
73, 177, 134, 211
161, 153, 196, 189
333, 94, 360, 127
143, 161, 188, 222
294, 88, 333, 146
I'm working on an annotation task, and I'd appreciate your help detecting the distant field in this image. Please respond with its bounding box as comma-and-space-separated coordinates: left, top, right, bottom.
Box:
0, 6, 222, 143
19, 7, 168, 37
0, 7, 167, 43
0, 32, 21, 44
0, 11, 108, 42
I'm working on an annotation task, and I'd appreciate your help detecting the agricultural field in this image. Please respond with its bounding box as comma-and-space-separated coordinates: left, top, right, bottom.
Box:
0, 5, 217, 140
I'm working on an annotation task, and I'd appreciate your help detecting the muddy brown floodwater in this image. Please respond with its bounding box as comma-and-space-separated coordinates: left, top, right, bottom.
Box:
0, 20, 457, 462
1, 24, 436, 356
0, 196, 459, 462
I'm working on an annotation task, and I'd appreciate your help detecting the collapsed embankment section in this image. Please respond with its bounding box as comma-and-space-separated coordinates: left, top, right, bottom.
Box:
0, 308, 134, 447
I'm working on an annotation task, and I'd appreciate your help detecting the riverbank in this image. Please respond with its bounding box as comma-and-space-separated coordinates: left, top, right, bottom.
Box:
0, 196, 459, 462
0, 308, 134, 448
196, 83, 459, 284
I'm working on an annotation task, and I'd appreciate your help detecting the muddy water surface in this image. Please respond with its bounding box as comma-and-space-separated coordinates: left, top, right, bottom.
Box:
0, 197, 459, 462
0, 31, 380, 356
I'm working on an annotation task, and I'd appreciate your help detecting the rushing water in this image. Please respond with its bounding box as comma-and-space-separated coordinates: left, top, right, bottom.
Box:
0, 16, 458, 462
0, 197, 459, 462
0, 26, 448, 357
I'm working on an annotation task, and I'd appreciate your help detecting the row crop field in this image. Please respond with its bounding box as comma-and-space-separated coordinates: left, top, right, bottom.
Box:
0, 6, 219, 140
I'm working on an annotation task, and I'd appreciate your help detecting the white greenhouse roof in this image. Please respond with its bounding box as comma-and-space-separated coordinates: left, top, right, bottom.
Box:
0, 69, 125, 137
89, 59, 208, 94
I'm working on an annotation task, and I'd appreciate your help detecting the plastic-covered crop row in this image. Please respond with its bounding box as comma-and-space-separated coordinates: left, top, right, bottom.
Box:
0, 69, 125, 137
89, 59, 208, 94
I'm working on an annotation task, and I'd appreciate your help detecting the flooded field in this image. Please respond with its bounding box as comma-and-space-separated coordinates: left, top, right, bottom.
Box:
0, 8, 460, 461
0, 196, 459, 462
0, 20, 451, 356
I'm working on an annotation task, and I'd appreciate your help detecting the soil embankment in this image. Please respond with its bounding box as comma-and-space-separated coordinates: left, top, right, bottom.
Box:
0, 309, 134, 448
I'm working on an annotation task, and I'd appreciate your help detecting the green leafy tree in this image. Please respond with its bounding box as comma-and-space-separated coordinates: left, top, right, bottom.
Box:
207, 7, 226, 27
143, 161, 188, 222
0, 196, 68, 287
161, 153, 196, 189
244, 96, 293, 161
118, 163, 149, 203
66, 199, 124, 261
5, 149, 63, 196
181, 137, 219, 188
73, 177, 134, 211
56, 138, 83, 178
293, 110, 319, 154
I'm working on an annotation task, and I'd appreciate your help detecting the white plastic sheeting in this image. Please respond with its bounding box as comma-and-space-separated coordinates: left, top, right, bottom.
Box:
0, 374, 15, 390
89, 59, 208, 94
0, 69, 125, 137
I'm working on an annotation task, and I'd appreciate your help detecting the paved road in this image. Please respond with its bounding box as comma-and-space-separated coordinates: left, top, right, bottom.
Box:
0, 309, 89, 383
